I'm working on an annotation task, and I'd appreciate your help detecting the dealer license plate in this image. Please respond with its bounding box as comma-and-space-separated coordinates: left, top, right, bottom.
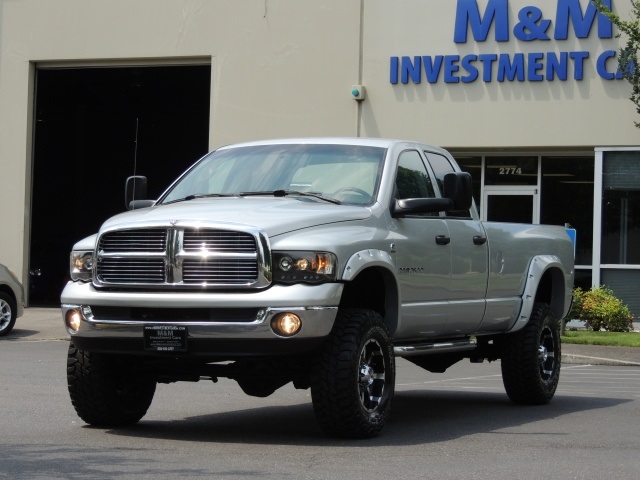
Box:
143, 325, 188, 352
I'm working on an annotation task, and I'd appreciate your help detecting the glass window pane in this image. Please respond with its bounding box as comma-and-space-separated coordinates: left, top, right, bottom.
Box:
485, 157, 538, 186
573, 269, 592, 291
425, 152, 472, 218
601, 270, 640, 320
541, 156, 594, 266
486, 194, 533, 223
395, 150, 435, 199
602, 151, 640, 264
454, 156, 482, 209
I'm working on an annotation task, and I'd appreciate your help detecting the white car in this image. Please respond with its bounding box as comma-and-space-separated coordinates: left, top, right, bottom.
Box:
0, 263, 25, 336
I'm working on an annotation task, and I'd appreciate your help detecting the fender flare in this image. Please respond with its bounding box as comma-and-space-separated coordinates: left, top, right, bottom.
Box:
507, 254, 568, 333
341, 249, 396, 281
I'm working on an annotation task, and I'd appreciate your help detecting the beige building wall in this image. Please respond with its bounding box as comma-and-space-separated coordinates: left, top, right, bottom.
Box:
361, 0, 637, 148
0, 0, 363, 281
0, 0, 638, 286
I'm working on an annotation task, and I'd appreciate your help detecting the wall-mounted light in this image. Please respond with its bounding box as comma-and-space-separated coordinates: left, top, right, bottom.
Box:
351, 85, 366, 101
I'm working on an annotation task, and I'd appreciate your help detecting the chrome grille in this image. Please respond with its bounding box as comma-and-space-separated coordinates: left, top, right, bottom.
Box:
97, 258, 166, 283
99, 229, 166, 252
183, 229, 256, 252
182, 259, 258, 284
94, 226, 269, 289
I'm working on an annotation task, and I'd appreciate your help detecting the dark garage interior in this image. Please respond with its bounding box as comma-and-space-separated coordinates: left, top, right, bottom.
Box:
29, 65, 211, 305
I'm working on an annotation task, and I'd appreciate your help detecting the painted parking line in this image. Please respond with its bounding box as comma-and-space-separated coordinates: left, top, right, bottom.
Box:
396, 363, 640, 398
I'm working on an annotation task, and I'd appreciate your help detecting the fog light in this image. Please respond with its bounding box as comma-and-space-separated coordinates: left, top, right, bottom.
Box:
271, 312, 302, 337
65, 309, 82, 332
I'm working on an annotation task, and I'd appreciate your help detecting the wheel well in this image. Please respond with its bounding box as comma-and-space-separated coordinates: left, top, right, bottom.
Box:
534, 267, 566, 320
339, 267, 399, 335
0, 285, 16, 303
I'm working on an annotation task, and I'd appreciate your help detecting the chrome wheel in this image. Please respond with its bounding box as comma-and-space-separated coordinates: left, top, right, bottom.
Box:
358, 338, 387, 413
0, 298, 12, 332
538, 325, 557, 381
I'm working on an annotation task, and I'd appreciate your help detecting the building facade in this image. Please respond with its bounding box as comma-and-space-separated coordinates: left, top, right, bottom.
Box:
0, 0, 638, 311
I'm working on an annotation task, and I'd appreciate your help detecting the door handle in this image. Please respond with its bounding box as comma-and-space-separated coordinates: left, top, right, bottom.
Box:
473, 235, 487, 245
435, 235, 451, 245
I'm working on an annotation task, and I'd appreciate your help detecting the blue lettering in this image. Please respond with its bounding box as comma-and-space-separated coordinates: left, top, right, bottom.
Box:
546, 52, 568, 80
569, 51, 589, 80
513, 6, 551, 41
444, 55, 461, 83
498, 54, 525, 81
527, 53, 545, 81
423, 56, 444, 83
454, 0, 508, 43
555, 0, 613, 40
597, 50, 616, 79
401, 56, 422, 84
597, 50, 624, 79
390, 57, 399, 84
461, 55, 479, 83
478, 54, 498, 81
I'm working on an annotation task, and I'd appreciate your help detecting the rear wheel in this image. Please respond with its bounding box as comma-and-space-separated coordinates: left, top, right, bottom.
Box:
501, 302, 561, 405
0, 292, 17, 336
311, 309, 395, 438
67, 343, 156, 426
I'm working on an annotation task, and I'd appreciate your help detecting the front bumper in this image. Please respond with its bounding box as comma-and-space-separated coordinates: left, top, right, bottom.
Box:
61, 281, 343, 357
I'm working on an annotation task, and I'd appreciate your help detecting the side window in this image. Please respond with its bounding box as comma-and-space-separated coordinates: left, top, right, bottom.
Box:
424, 151, 455, 194
425, 151, 472, 219
395, 150, 435, 200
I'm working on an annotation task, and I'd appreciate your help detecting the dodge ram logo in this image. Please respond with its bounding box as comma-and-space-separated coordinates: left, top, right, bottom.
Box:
398, 267, 424, 275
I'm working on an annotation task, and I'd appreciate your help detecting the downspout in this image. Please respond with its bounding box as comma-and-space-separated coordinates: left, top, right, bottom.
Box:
356, 0, 365, 137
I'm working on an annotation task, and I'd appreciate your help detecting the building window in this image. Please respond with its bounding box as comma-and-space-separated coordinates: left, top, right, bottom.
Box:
484, 156, 538, 186
602, 151, 640, 265
455, 156, 482, 208
541, 156, 594, 266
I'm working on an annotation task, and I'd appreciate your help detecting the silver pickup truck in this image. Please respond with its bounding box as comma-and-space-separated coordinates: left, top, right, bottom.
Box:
61, 138, 574, 438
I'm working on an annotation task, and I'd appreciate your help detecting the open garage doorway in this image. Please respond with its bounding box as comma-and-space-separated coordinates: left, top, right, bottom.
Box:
29, 65, 211, 305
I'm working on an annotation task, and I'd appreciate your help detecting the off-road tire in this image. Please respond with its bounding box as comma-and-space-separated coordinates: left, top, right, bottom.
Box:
0, 291, 17, 336
501, 302, 561, 405
67, 342, 156, 426
311, 309, 395, 438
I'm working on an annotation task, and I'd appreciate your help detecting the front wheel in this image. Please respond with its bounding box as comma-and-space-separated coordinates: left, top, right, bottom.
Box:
311, 309, 395, 438
501, 302, 561, 405
0, 292, 17, 336
67, 343, 156, 427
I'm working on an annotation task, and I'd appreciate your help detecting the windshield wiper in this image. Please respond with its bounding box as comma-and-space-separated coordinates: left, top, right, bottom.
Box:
163, 193, 237, 205
239, 190, 342, 205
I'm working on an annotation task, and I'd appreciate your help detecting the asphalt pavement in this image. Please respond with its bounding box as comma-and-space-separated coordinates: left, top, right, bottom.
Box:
5, 308, 640, 367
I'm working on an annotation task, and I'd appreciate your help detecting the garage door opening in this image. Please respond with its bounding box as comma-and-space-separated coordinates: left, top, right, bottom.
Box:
29, 65, 211, 305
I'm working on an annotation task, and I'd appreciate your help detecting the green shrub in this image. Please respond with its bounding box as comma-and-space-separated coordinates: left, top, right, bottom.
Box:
569, 286, 634, 332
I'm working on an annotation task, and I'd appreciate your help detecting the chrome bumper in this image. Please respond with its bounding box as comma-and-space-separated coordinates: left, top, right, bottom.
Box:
60, 280, 342, 344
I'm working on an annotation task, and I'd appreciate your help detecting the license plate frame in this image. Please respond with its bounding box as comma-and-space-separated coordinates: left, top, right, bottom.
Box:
143, 325, 188, 352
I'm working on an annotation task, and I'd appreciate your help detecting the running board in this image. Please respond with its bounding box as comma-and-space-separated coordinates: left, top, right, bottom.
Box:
394, 339, 477, 357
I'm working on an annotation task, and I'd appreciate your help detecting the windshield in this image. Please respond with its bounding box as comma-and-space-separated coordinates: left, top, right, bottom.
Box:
160, 144, 386, 206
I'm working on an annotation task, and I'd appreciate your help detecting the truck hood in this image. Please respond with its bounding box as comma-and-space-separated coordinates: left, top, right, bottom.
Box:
100, 197, 371, 237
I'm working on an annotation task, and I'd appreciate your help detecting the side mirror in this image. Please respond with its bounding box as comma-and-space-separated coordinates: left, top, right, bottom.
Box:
443, 172, 472, 211
125, 176, 153, 210
390, 171, 473, 218
391, 197, 454, 217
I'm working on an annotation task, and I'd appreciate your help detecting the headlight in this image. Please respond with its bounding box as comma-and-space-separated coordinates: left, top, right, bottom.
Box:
273, 251, 337, 284
70, 251, 94, 282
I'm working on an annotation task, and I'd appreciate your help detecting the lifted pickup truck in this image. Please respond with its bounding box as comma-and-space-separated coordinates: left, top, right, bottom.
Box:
61, 138, 574, 438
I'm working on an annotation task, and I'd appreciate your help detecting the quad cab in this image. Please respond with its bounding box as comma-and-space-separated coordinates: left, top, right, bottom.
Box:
62, 138, 574, 438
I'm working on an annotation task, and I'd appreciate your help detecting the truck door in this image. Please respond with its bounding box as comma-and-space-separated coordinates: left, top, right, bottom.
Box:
424, 152, 489, 335
389, 149, 451, 339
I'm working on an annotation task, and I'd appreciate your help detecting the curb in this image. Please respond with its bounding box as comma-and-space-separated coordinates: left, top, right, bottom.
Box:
562, 353, 640, 367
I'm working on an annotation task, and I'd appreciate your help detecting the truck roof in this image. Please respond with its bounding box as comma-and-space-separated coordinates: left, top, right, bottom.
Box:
216, 137, 440, 151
